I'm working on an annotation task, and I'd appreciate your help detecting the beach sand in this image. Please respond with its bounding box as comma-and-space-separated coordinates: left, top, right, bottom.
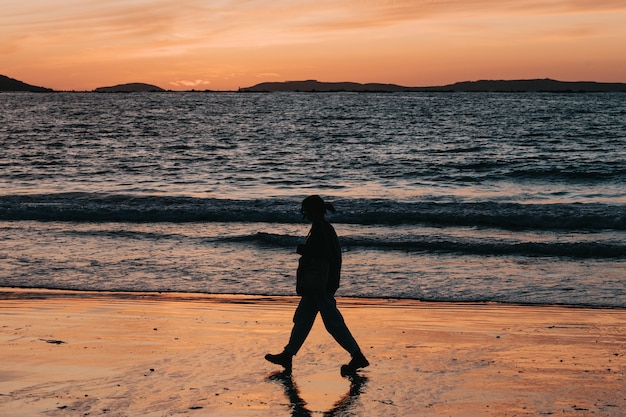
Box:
0, 288, 623, 416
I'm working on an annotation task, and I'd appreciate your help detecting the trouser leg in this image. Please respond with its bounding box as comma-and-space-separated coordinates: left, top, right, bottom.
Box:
284, 296, 318, 355
318, 294, 360, 355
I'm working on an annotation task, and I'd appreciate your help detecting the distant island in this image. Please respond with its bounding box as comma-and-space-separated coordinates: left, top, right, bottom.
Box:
240, 79, 626, 93
0, 74, 54, 92
94, 83, 165, 93
2, 74, 626, 93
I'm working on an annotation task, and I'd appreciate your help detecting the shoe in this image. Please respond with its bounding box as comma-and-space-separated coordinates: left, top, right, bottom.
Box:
341, 351, 369, 376
265, 351, 293, 373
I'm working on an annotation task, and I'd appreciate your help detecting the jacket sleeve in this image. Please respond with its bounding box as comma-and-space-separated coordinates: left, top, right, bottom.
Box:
296, 220, 342, 293
297, 221, 328, 258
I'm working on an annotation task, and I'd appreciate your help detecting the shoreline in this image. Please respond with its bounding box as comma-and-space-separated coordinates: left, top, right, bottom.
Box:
4, 75, 626, 93
1, 288, 624, 416
1, 287, 623, 310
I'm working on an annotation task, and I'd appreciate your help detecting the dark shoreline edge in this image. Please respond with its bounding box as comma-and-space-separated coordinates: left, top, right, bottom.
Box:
1, 287, 622, 310
3, 74, 626, 93
239, 79, 626, 93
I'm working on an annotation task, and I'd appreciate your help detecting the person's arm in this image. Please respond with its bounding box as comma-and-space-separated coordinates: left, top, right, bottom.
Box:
296, 221, 328, 258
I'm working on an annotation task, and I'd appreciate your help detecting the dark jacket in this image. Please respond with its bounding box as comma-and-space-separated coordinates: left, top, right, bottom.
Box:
297, 219, 342, 294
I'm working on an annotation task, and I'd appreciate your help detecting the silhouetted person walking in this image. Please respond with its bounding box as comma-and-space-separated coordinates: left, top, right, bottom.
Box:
265, 195, 369, 375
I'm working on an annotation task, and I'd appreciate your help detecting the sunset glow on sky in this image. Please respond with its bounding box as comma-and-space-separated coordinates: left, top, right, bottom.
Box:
2, 0, 625, 91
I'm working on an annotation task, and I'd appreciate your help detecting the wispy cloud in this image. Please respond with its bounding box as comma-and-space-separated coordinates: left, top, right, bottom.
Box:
4, 0, 625, 53
2, 0, 624, 89
169, 79, 211, 87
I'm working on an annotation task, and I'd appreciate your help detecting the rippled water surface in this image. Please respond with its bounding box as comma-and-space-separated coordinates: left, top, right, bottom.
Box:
1, 92, 625, 307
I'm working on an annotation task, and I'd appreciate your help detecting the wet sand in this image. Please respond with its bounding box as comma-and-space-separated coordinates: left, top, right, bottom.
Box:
0, 288, 624, 416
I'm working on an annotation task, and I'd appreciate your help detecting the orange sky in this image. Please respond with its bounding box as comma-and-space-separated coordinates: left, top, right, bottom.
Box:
2, 0, 625, 91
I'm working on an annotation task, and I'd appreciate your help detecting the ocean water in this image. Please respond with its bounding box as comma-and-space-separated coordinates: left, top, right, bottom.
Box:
1, 92, 625, 307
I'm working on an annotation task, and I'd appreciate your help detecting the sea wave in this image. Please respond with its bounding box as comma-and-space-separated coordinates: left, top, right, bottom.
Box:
42, 227, 626, 260
1, 193, 625, 231
223, 232, 626, 259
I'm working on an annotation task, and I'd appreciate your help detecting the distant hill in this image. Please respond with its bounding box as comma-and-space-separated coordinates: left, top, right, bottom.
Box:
241, 79, 626, 93
3, 74, 624, 93
422, 79, 626, 92
240, 80, 412, 92
239, 80, 411, 92
94, 83, 165, 93
0, 74, 54, 92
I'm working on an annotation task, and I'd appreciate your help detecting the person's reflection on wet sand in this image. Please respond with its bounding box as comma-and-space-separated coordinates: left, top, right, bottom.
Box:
266, 371, 368, 417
